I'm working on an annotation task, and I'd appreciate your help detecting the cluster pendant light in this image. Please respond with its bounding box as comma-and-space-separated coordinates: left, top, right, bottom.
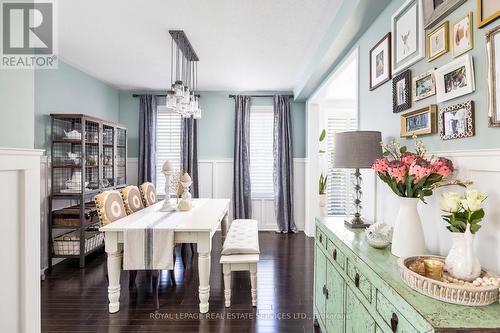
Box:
166, 31, 201, 119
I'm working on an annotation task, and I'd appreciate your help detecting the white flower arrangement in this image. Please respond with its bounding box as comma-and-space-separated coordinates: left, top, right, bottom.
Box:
440, 189, 487, 234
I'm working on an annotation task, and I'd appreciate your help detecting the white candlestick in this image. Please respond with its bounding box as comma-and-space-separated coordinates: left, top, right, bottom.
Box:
160, 170, 175, 212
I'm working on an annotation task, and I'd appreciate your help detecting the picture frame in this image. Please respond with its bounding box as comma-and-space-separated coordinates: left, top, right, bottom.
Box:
391, 0, 424, 74
422, 0, 467, 29
477, 0, 500, 28
452, 12, 473, 58
393, 69, 412, 113
400, 105, 437, 137
413, 69, 436, 101
439, 100, 475, 140
435, 54, 475, 103
427, 21, 449, 62
370, 33, 392, 90
486, 25, 500, 127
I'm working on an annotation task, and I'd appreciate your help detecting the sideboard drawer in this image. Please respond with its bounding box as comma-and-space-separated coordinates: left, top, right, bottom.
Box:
346, 260, 372, 303
316, 227, 328, 252
376, 291, 419, 333
327, 239, 346, 269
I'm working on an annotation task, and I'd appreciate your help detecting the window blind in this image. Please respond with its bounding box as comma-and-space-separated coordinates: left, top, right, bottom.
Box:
155, 106, 182, 195
249, 106, 274, 198
327, 116, 357, 216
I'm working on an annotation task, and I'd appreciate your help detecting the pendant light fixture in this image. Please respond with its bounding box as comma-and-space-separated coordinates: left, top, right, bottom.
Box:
167, 30, 201, 118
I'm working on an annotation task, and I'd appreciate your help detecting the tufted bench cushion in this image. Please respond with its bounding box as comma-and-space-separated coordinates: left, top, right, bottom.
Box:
221, 219, 260, 255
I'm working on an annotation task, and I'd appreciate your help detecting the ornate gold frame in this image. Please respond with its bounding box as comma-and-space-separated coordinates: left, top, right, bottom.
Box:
487, 25, 500, 127
439, 101, 475, 140
427, 21, 449, 62
477, 0, 500, 28
400, 105, 437, 137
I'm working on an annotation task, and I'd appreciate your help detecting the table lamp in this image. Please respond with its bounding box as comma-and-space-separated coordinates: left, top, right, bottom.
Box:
332, 131, 382, 229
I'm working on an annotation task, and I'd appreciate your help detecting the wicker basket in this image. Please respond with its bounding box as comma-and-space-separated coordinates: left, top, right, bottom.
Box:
53, 230, 104, 255
52, 203, 98, 227
398, 256, 499, 306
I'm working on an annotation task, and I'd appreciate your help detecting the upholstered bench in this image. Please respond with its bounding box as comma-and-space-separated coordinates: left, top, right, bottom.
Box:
219, 219, 260, 307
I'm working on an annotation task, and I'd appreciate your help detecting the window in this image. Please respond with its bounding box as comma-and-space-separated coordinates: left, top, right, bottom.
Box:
156, 106, 182, 195
249, 106, 274, 198
327, 115, 357, 215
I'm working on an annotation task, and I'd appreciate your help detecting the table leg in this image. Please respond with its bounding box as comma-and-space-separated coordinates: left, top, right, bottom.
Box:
197, 235, 212, 313
107, 247, 122, 313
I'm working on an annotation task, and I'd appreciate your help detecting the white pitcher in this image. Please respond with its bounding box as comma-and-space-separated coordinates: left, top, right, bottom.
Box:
445, 224, 481, 281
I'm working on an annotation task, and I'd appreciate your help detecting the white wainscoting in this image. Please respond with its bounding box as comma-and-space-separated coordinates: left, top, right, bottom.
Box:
375, 149, 500, 274
0, 148, 42, 333
127, 158, 306, 231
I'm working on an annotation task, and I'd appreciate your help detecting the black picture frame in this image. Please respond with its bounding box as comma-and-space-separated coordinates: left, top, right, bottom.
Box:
369, 33, 392, 90
393, 69, 412, 113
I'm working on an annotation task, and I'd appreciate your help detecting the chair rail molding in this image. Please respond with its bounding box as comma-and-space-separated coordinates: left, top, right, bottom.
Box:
376, 148, 500, 273
126, 157, 307, 231
0, 147, 43, 333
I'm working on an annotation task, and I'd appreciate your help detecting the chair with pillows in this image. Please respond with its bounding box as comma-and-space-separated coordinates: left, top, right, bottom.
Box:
139, 182, 157, 207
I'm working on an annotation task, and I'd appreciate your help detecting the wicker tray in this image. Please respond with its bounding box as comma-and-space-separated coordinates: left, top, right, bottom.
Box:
398, 256, 499, 306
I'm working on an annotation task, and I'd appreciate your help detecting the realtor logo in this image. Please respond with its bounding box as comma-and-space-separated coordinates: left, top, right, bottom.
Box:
1, 0, 57, 69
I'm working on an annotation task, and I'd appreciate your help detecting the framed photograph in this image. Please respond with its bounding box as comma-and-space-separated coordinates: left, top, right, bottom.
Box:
427, 21, 449, 61
370, 33, 392, 90
400, 105, 437, 137
435, 54, 475, 103
486, 25, 500, 127
393, 69, 412, 113
422, 0, 467, 29
413, 69, 436, 101
439, 100, 475, 140
392, 0, 424, 74
452, 12, 473, 57
477, 0, 500, 28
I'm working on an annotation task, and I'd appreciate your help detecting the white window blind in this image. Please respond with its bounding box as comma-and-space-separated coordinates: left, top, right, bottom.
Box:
156, 106, 182, 195
249, 106, 274, 198
327, 116, 357, 216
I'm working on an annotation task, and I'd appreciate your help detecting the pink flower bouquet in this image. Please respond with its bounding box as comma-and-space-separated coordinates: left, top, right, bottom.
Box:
372, 136, 467, 202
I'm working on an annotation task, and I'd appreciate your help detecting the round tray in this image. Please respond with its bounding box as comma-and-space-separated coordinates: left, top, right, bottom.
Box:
398, 255, 499, 306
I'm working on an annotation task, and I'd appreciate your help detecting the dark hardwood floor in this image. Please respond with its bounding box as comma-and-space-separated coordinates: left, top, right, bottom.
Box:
42, 231, 317, 333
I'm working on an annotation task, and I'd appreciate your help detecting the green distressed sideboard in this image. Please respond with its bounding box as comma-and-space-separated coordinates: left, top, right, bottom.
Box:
314, 217, 500, 333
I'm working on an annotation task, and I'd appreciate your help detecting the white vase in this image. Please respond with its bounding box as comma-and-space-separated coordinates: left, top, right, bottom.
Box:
445, 224, 481, 281
319, 194, 326, 207
391, 197, 426, 257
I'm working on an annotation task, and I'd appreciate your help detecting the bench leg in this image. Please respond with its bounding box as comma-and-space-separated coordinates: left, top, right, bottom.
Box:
223, 264, 231, 307
250, 264, 257, 307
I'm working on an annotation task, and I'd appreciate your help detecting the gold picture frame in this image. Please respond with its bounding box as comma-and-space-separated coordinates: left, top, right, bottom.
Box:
439, 101, 475, 140
427, 21, 449, 62
413, 69, 436, 102
400, 105, 437, 137
477, 0, 500, 28
487, 25, 500, 127
452, 12, 474, 58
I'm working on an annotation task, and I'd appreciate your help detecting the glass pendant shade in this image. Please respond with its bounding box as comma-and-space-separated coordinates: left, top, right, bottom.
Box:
166, 90, 176, 110
174, 81, 184, 97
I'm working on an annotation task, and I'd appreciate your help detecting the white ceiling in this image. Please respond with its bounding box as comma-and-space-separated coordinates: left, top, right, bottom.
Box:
57, 0, 341, 91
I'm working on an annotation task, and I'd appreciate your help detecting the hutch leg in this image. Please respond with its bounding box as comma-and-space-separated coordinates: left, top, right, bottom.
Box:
152, 270, 159, 310
250, 263, 257, 307
79, 199, 85, 268
129, 271, 137, 288
223, 264, 231, 307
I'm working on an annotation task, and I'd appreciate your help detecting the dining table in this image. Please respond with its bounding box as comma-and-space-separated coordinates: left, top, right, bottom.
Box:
99, 198, 230, 314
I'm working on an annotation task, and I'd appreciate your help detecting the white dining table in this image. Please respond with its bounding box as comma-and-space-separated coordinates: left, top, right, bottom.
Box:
99, 198, 230, 314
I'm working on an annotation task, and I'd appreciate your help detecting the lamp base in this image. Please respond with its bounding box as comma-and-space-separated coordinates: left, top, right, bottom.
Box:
344, 216, 371, 229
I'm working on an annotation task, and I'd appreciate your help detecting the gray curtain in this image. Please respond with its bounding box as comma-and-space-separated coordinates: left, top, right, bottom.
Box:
273, 95, 297, 233
138, 95, 157, 185
232, 96, 252, 219
181, 117, 199, 198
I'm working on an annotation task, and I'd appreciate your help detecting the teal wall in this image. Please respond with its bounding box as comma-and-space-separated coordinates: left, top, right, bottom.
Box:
0, 70, 35, 149
119, 91, 306, 159
35, 61, 120, 152
314, 0, 500, 152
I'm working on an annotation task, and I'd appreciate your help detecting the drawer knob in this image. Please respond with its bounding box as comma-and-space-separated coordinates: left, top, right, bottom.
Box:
390, 312, 398, 332
354, 273, 360, 288
332, 248, 337, 260
319, 234, 323, 243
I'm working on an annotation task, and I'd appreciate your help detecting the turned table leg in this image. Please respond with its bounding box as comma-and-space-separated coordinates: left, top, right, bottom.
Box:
106, 246, 122, 313
197, 234, 212, 313
223, 264, 231, 307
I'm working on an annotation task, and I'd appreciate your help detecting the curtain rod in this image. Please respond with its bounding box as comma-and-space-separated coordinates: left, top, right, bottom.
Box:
228, 94, 294, 99
132, 94, 200, 98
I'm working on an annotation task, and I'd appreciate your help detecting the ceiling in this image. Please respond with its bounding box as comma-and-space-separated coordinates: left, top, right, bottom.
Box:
57, 0, 341, 91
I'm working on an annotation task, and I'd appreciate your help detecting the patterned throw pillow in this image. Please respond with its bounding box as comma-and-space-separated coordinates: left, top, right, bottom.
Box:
120, 186, 144, 215
94, 190, 127, 225
139, 182, 157, 207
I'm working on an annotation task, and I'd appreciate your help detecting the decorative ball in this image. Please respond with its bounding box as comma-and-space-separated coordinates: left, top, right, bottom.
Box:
162, 160, 173, 172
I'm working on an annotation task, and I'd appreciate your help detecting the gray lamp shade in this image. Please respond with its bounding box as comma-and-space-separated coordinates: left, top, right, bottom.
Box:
332, 131, 382, 169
